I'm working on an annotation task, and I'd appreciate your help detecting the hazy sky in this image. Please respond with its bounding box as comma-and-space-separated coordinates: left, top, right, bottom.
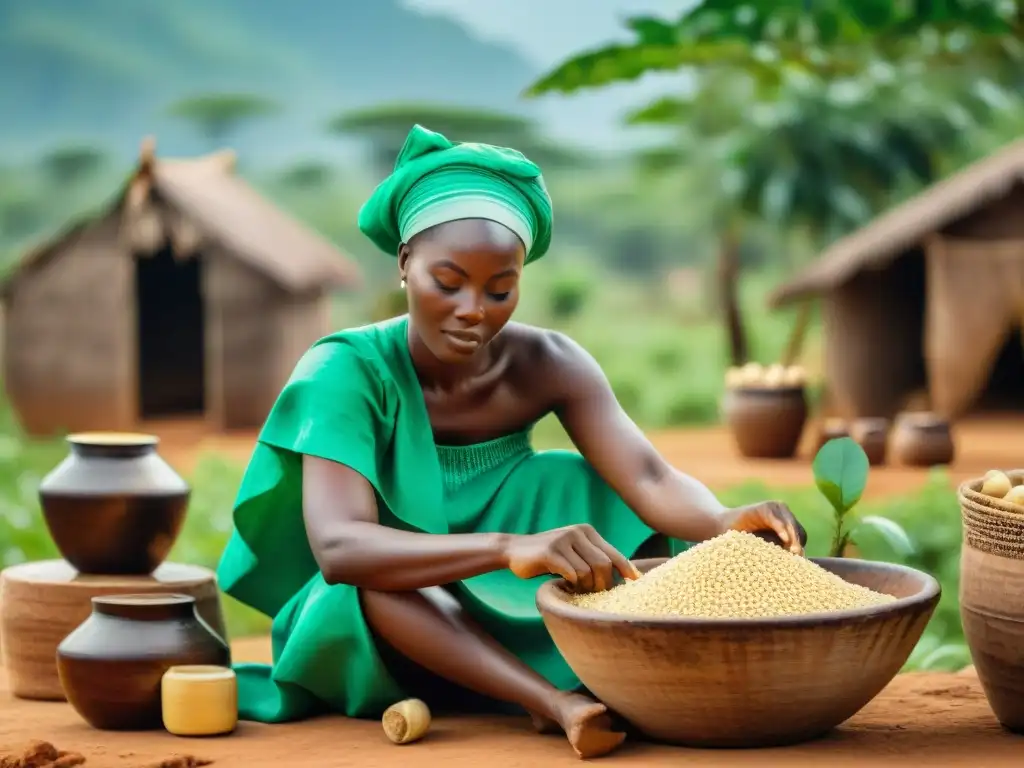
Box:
401, 0, 695, 148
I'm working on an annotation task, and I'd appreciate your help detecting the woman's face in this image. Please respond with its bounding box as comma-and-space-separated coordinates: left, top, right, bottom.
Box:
399, 218, 525, 364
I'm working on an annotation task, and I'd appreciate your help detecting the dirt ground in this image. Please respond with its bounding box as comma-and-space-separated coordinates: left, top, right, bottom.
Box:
0, 636, 1019, 768
145, 414, 1022, 497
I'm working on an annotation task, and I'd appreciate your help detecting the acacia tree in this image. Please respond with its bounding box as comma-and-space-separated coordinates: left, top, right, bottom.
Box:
165, 93, 280, 148
326, 102, 586, 178
38, 145, 107, 186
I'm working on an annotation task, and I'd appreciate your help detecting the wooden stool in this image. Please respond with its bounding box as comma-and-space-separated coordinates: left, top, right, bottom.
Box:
0, 560, 225, 701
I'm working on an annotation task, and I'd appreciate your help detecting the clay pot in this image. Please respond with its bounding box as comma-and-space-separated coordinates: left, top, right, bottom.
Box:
958, 471, 1024, 733
721, 387, 808, 459
39, 432, 190, 575
56, 593, 231, 730
890, 412, 955, 468
537, 557, 939, 748
812, 419, 849, 455
851, 418, 890, 466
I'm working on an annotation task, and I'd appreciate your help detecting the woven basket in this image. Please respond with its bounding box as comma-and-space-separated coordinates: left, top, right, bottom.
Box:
958, 469, 1024, 732
958, 470, 1024, 560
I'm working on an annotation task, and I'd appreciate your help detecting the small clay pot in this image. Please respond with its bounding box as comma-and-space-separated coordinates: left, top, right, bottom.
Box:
57, 593, 230, 731
38, 432, 190, 575
722, 387, 808, 459
851, 418, 890, 466
812, 419, 849, 455
891, 412, 955, 468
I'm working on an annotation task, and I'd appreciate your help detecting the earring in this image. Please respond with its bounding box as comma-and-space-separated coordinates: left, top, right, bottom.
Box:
400, 278, 407, 289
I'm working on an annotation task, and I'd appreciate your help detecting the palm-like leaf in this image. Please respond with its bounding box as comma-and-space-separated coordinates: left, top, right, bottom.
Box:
524, 1, 1020, 97
627, 63, 1006, 244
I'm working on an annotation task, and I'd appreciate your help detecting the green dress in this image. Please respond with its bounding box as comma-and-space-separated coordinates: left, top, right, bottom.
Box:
216, 315, 690, 723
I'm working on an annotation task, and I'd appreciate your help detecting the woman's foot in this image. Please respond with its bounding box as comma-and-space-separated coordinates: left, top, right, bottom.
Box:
530, 693, 626, 759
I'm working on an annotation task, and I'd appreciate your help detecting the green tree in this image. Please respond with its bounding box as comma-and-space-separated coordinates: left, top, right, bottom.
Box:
524, 5, 1022, 367
276, 160, 334, 190
38, 145, 107, 186
327, 102, 586, 177
165, 93, 280, 147
524, 3, 1021, 97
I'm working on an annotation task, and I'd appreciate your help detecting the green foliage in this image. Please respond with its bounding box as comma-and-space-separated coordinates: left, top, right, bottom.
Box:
545, 266, 594, 320
717, 469, 967, 672
526, 2, 1022, 256
524, 2, 1021, 96
812, 437, 913, 559
813, 437, 869, 514
165, 92, 280, 145
276, 160, 334, 190
37, 145, 107, 186
327, 102, 533, 141
326, 102, 589, 176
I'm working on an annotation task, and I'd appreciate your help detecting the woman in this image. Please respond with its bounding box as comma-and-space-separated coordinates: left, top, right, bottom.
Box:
216, 124, 806, 759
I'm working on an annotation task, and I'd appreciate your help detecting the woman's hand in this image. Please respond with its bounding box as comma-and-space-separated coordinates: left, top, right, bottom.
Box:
720, 501, 807, 556
500, 524, 641, 592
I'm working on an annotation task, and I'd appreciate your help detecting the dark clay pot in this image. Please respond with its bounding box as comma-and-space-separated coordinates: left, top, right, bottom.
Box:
891, 413, 955, 468
38, 432, 190, 575
852, 418, 890, 466
722, 387, 808, 459
56, 593, 231, 731
812, 419, 849, 456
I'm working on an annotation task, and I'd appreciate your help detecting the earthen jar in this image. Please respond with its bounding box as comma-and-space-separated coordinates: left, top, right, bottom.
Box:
890, 412, 955, 467
721, 386, 808, 459
851, 418, 890, 466
812, 418, 849, 456
56, 593, 230, 730
38, 432, 190, 575
958, 471, 1024, 733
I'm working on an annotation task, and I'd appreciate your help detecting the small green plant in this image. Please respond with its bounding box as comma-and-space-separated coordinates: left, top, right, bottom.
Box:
812, 437, 914, 559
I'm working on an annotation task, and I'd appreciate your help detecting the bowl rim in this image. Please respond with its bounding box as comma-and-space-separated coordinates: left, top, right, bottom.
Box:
536, 556, 941, 629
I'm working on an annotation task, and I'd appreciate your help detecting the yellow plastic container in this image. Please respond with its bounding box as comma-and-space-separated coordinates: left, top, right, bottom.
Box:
161, 665, 238, 737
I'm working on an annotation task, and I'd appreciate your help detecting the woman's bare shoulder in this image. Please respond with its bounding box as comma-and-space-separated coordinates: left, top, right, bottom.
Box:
501, 323, 599, 397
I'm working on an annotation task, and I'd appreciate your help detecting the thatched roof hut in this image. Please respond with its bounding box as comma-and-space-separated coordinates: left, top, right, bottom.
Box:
1, 139, 361, 437
769, 139, 1024, 421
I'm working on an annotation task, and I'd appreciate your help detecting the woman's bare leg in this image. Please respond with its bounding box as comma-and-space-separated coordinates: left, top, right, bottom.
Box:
361, 586, 626, 759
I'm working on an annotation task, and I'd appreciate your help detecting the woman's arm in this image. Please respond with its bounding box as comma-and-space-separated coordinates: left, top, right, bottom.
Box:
541, 332, 729, 543
302, 455, 509, 591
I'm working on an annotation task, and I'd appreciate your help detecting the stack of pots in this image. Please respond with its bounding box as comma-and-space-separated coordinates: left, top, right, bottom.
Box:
958, 470, 1024, 732
35, 432, 229, 730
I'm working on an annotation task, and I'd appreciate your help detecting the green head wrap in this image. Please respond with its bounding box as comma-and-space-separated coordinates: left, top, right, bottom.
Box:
357, 124, 553, 264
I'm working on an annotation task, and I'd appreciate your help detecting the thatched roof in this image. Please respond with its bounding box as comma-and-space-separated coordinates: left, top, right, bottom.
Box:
1, 138, 361, 297
769, 138, 1024, 308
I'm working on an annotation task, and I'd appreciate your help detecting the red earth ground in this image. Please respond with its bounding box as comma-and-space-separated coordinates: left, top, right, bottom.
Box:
0, 637, 1018, 768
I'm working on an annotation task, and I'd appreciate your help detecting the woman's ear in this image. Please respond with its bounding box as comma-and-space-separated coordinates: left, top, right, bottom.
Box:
397, 243, 411, 279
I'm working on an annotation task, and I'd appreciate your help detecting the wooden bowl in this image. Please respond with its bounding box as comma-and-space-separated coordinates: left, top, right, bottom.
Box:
721, 387, 808, 459
536, 557, 940, 748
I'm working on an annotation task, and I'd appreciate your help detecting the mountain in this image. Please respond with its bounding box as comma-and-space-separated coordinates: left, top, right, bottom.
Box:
0, 0, 542, 165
